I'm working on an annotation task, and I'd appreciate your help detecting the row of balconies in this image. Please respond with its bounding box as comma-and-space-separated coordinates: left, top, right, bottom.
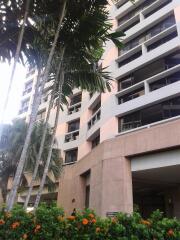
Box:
117, 25, 177, 68
116, 0, 172, 32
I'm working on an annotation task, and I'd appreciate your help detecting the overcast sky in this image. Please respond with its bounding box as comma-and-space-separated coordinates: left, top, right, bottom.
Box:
0, 62, 26, 123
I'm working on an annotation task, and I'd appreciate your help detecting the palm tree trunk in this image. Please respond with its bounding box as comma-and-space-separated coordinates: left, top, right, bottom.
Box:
34, 69, 65, 209
24, 47, 65, 209
6, 0, 67, 211
0, 0, 31, 139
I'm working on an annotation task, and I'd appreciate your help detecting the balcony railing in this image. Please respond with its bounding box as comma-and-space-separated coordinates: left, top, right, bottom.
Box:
119, 15, 176, 56
118, 0, 157, 27
121, 121, 142, 132
64, 130, 79, 143
88, 108, 101, 130
68, 102, 81, 115
118, 88, 144, 104
118, 0, 172, 28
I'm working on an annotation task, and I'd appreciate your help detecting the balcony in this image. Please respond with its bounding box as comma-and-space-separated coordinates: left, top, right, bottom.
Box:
118, 15, 176, 57
118, 95, 180, 133
88, 108, 101, 130
64, 130, 79, 143
149, 71, 180, 91
117, 0, 172, 32
118, 87, 144, 104
121, 121, 142, 132
68, 103, 81, 115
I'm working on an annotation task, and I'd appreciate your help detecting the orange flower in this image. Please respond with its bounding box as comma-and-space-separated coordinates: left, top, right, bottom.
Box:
91, 218, 96, 224
22, 234, 28, 239
88, 213, 94, 219
0, 219, 5, 225
82, 218, 89, 225
167, 229, 174, 236
67, 216, 76, 221
11, 222, 20, 229
140, 219, 151, 226
96, 227, 101, 233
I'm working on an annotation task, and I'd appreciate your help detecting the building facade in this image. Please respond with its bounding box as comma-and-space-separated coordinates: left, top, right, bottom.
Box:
18, 0, 180, 217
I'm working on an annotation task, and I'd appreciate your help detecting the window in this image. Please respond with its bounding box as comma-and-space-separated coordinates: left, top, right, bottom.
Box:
19, 99, 30, 114
85, 185, 90, 208
118, 0, 157, 26
92, 100, 101, 115
92, 134, 100, 149
150, 71, 180, 91
70, 93, 82, 106
144, 0, 172, 19
147, 31, 178, 52
68, 119, 80, 132
118, 51, 180, 90
118, 51, 142, 68
119, 96, 180, 132
65, 149, 78, 164
118, 87, 144, 104
116, 0, 129, 9
119, 15, 176, 56
36, 110, 46, 121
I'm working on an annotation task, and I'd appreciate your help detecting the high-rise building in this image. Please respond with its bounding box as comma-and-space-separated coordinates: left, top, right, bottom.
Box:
18, 0, 180, 217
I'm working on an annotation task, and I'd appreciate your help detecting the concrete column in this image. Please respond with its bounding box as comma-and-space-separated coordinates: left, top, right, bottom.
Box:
142, 43, 147, 55
139, 12, 144, 22
144, 80, 150, 94
100, 156, 133, 217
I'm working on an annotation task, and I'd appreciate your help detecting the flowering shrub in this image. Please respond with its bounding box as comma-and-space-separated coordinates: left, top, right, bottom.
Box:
0, 205, 180, 240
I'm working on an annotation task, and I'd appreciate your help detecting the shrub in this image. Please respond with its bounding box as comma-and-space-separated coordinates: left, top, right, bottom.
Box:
0, 205, 179, 240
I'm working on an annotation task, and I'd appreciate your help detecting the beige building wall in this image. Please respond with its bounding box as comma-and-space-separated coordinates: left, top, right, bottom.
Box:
58, 118, 180, 217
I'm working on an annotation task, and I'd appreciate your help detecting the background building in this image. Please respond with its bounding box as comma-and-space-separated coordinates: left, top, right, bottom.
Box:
18, 0, 180, 217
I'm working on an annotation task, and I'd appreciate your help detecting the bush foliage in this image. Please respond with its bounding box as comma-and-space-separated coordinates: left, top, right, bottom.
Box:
0, 204, 180, 240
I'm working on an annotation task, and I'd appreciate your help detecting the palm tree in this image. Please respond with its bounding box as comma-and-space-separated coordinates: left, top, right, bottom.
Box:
0, 0, 31, 141
6, 0, 67, 211
4, 0, 126, 210
25, 1, 125, 208
0, 119, 62, 203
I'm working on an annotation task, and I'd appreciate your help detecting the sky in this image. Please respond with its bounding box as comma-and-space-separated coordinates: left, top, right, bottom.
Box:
0, 62, 26, 123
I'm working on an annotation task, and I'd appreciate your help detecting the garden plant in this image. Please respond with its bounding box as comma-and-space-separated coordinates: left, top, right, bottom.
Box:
0, 204, 179, 240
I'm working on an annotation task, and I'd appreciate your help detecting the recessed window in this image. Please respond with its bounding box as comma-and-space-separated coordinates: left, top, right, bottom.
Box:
118, 51, 142, 68
70, 93, 82, 106
119, 96, 180, 132
118, 87, 144, 104
147, 31, 178, 52
92, 100, 101, 115
118, 51, 180, 90
68, 119, 80, 132
150, 71, 180, 91
92, 134, 100, 149
65, 149, 78, 164
119, 15, 176, 56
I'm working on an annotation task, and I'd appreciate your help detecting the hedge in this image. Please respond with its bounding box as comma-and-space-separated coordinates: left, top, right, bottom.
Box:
0, 204, 180, 240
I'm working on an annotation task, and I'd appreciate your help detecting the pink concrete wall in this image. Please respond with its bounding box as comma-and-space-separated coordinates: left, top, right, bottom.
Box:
58, 119, 180, 216
101, 117, 118, 142
174, 6, 180, 22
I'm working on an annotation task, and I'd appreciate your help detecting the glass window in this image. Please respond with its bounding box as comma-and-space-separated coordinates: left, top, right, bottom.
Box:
68, 119, 80, 132
65, 149, 78, 164
70, 93, 82, 106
